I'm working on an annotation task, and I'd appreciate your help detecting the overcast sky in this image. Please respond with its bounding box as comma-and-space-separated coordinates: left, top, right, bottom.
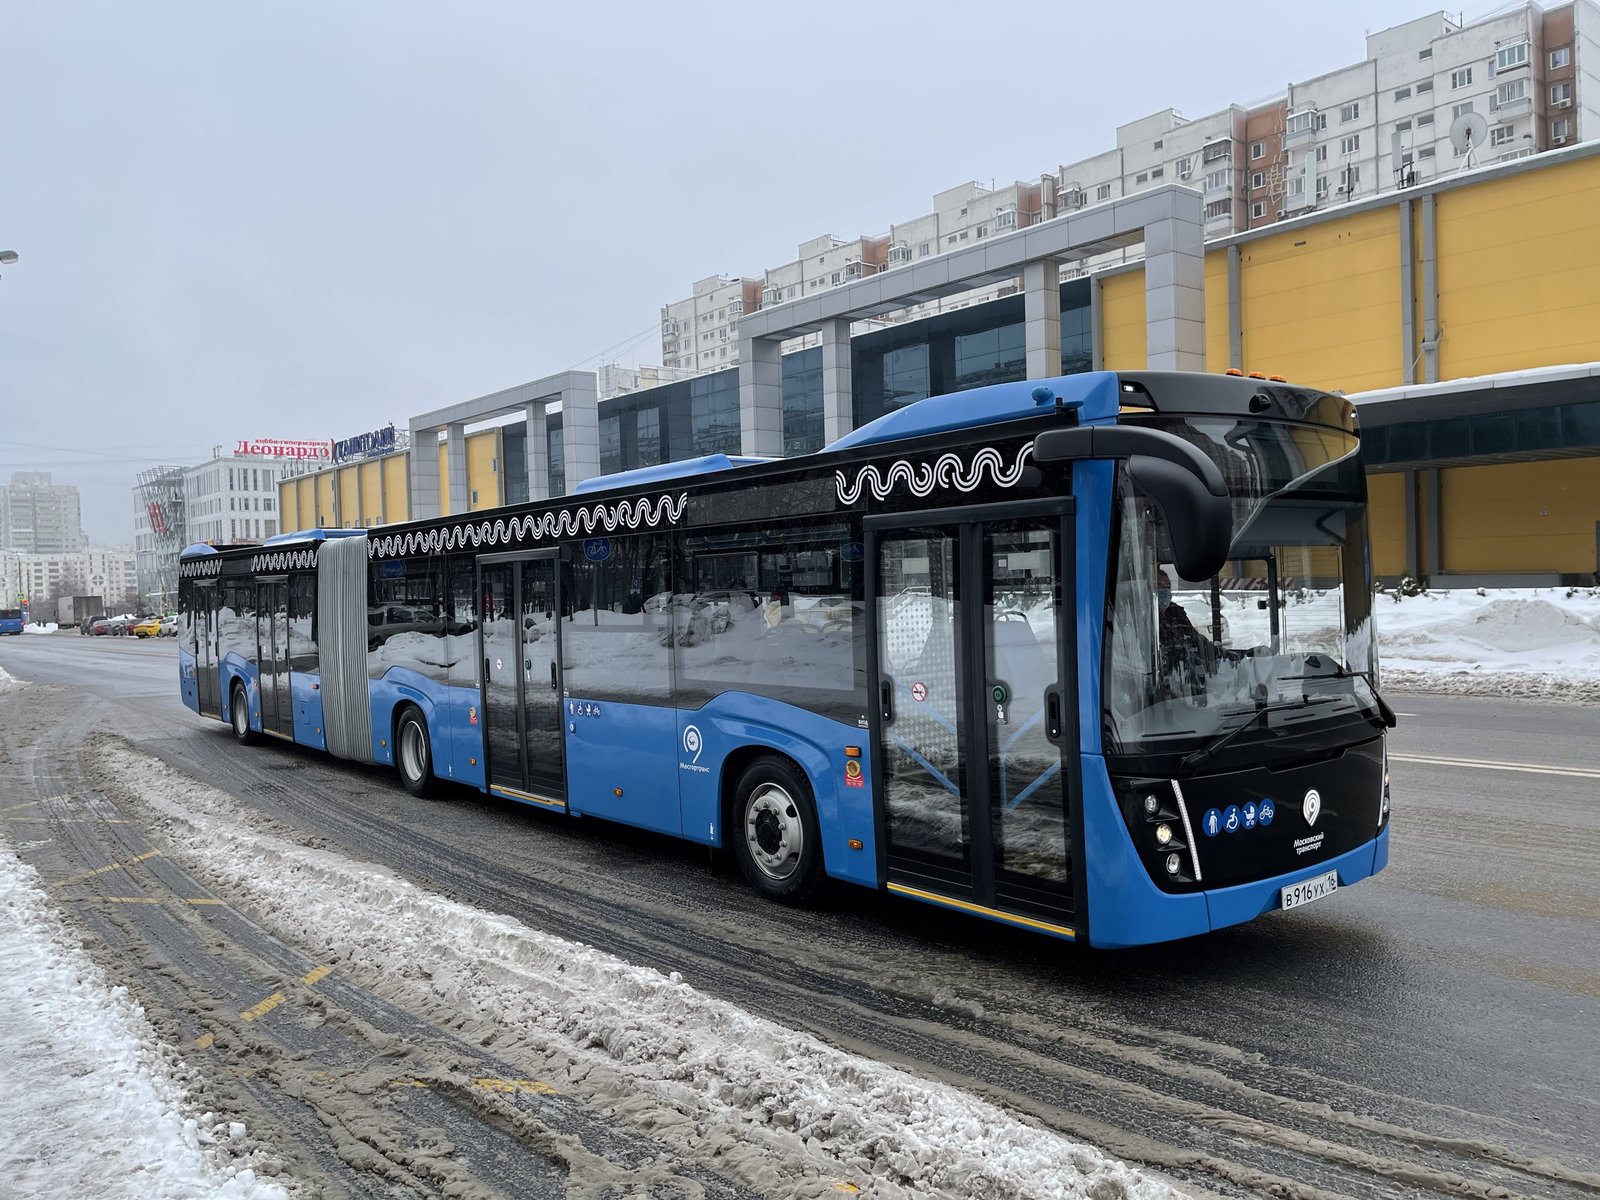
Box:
3, 0, 1463, 544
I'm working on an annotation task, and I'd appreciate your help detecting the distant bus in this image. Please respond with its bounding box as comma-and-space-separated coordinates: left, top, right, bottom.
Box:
0, 608, 23, 635
177, 370, 1394, 948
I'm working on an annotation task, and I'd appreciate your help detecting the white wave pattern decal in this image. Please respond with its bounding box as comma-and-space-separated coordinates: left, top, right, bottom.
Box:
369, 492, 689, 559
835, 443, 1034, 505
251, 548, 318, 573
178, 559, 222, 579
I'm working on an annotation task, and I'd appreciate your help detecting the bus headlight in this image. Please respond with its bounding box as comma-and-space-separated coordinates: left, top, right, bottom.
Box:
1165, 853, 1182, 875
1142, 794, 1161, 816
1155, 823, 1174, 846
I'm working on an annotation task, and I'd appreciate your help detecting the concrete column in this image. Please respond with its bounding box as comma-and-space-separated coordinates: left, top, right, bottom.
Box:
1144, 213, 1206, 372
1023, 258, 1063, 380
408, 423, 442, 519
525, 401, 549, 502
559, 375, 601, 493
820, 319, 854, 445
445, 423, 469, 516
739, 335, 784, 457
1420, 194, 1440, 384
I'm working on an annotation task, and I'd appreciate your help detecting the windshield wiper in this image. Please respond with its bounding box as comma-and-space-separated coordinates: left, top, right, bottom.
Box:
1275, 660, 1397, 729
1180, 697, 1331, 773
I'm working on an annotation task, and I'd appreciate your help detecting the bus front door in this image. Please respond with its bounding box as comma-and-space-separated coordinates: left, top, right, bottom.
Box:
870, 503, 1079, 935
255, 579, 293, 739
194, 582, 221, 719
478, 553, 567, 809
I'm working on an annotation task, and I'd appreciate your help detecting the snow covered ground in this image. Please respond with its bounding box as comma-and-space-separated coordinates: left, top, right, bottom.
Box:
2, 588, 1596, 1197
1376, 585, 1600, 703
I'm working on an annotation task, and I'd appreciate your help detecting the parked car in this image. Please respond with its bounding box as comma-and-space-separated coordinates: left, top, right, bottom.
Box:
133, 616, 163, 638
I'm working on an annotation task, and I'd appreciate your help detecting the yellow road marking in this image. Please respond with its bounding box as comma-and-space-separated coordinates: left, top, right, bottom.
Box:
470, 1077, 559, 1095
389, 1077, 559, 1096
100, 896, 161, 905
194, 1033, 214, 1049
57, 850, 161, 886
238, 964, 334, 1023
6, 816, 129, 824
0, 799, 43, 813
240, 992, 286, 1022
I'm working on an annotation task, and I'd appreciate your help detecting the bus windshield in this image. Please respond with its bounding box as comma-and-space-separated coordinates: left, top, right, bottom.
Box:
1105, 415, 1380, 764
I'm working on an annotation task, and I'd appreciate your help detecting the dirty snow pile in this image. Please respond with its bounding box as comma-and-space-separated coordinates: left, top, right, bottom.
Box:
1378, 586, 1600, 702
0, 841, 291, 1200
106, 741, 1184, 1200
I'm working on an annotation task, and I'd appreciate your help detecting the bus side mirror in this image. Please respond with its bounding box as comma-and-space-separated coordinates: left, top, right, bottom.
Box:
1033, 426, 1233, 581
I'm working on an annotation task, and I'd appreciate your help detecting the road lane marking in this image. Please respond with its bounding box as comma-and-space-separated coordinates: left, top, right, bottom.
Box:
194, 1033, 214, 1049
240, 992, 286, 1021
238, 965, 335, 1024
56, 849, 161, 885
1390, 753, 1600, 779
387, 1076, 560, 1096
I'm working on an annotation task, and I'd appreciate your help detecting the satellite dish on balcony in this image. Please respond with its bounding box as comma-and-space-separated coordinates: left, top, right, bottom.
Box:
1449, 111, 1489, 171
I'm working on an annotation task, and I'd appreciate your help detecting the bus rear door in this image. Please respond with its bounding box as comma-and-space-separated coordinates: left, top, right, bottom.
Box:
194, 582, 221, 719
868, 499, 1080, 937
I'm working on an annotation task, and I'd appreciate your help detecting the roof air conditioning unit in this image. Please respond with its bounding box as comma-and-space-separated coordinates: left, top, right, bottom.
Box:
1555, 98, 1572, 108
1553, 134, 1568, 144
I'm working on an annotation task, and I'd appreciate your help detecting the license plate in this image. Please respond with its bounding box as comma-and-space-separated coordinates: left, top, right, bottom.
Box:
1281, 869, 1339, 911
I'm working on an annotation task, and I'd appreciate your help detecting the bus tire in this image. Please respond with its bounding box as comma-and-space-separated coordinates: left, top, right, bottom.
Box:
732, 757, 823, 904
396, 706, 438, 798
230, 681, 257, 746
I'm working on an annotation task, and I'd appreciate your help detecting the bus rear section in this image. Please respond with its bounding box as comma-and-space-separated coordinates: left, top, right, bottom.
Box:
0, 608, 23, 635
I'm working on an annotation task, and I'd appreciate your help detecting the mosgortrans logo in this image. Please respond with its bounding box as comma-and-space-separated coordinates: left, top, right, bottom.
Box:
680, 724, 710, 774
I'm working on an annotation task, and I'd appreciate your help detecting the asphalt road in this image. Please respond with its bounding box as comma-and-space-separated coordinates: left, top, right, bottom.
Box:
2, 632, 1597, 1200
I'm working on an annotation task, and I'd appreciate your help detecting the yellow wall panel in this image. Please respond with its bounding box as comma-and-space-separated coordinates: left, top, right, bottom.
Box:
438, 442, 450, 517
336, 466, 361, 528
296, 478, 315, 532
1099, 271, 1146, 370
1366, 471, 1406, 579
315, 473, 336, 529
383, 454, 409, 524
1440, 458, 1600, 574
1434, 156, 1600, 380
359, 460, 384, 526
1204, 249, 1231, 372
277, 481, 298, 533
1238, 206, 1401, 393
467, 429, 502, 511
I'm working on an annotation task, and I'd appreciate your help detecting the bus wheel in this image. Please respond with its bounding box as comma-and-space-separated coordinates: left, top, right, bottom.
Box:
733, 758, 822, 904
396, 707, 438, 798
230, 682, 257, 746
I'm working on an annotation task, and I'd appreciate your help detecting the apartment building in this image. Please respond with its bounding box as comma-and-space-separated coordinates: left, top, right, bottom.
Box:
16, 545, 137, 612
0, 471, 86, 554
660, 274, 763, 377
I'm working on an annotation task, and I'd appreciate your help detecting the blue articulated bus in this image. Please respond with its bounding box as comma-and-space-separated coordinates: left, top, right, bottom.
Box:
0, 608, 23, 635
177, 370, 1394, 947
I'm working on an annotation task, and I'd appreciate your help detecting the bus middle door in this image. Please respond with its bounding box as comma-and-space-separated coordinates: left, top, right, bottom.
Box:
478, 553, 567, 810
868, 500, 1080, 936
